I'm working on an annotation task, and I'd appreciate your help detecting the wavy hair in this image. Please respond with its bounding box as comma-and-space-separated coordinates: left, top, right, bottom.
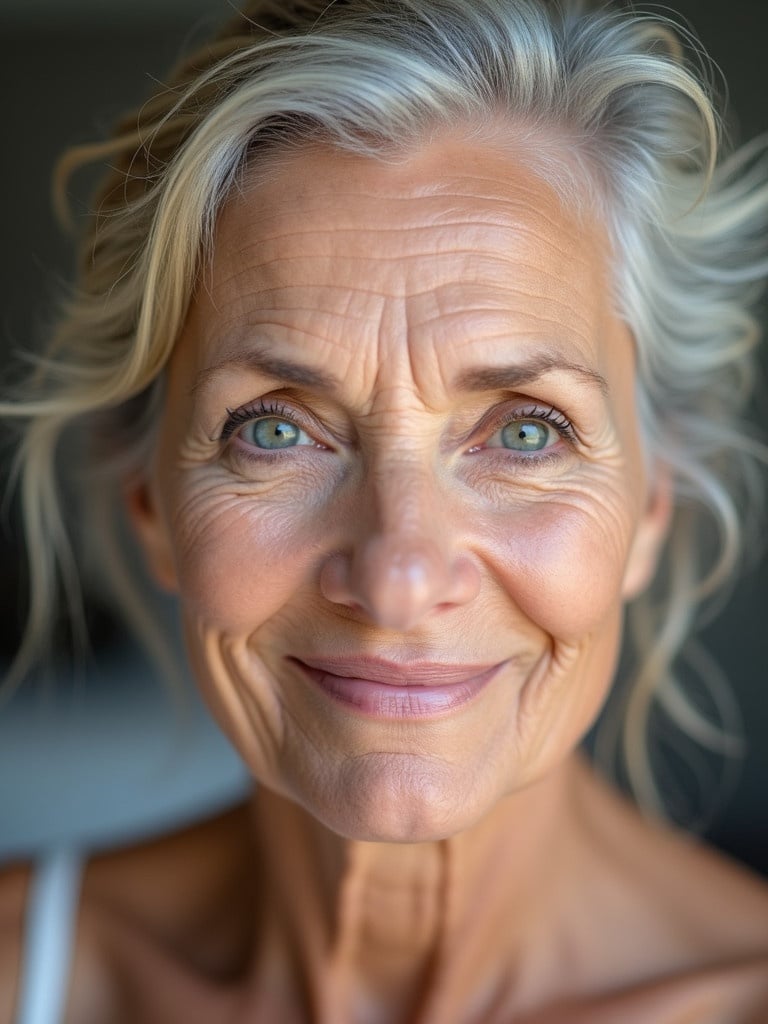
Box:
3, 0, 768, 822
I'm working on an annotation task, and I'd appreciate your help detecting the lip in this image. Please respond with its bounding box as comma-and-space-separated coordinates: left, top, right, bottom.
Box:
291, 655, 505, 719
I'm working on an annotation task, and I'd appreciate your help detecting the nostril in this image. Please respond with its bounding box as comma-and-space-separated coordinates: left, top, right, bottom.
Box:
318, 552, 355, 606
450, 554, 482, 605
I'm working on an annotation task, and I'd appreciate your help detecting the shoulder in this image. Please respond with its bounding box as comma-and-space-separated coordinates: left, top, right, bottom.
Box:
0, 858, 114, 1024
567, 761, 768, 1018
0, 801, 253, 1024
544, 955, 768, 1024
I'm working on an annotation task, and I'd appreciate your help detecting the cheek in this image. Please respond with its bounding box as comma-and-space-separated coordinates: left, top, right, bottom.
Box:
168, 479, 324, 629
481, 494, 633, 641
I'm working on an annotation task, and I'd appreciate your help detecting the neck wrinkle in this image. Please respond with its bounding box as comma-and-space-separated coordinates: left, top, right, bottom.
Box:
325, 835, 368, 1019
330, 834, 449, 1023
248, 759, 579, 1023
411, 834, 455, 1024
247, 786, 348, 1019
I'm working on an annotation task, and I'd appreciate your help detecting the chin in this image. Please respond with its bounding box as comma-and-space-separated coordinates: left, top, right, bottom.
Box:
297, 751, 490, 843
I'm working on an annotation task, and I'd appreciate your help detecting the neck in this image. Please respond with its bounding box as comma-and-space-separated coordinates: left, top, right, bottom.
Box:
245, 755, 584, 1023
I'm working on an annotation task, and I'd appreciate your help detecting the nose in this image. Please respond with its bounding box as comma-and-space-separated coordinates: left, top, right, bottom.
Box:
319, 466, 481, 631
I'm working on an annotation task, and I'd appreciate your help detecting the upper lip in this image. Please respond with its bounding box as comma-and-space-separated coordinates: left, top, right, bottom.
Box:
292, 655, 503, 686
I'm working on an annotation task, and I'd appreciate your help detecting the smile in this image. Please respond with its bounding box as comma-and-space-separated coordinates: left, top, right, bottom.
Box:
291, 656, 505, 719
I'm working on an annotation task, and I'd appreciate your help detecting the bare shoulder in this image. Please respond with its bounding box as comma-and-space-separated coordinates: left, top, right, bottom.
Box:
567, 759, 768, 1018
0, 855, 130, 1024
538, 954, 768, 1024
0, 801, 254, 1024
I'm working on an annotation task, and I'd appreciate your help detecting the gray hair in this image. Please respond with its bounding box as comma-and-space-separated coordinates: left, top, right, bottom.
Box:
3, 0, 768, 822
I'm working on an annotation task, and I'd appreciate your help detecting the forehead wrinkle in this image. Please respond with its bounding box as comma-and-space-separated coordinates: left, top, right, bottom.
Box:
351, 291, 439, 419
231, 219, 584, 267
200, 276, 604, 407
227, 172, 594, 249
212, 253, 598, 325
228, 220, 602, 284
234, 215, 548, 239
216, 194, 603, 304
238, 165, 583, 226
225, 250, 545, 279
426, 323, 603, 372
211, 261, 599, 329
213, 282, 398, 318
228, 191, 516, 233
410, 281, 600, 350
212, 253, 478, 307
199, 143, 617, 403
411, 297, 594, 332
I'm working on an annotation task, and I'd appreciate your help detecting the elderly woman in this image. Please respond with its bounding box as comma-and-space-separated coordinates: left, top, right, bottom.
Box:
2, 0, 768, 1020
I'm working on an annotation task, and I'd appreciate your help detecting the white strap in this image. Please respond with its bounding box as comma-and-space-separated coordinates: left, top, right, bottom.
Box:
16, 848, 83, 1024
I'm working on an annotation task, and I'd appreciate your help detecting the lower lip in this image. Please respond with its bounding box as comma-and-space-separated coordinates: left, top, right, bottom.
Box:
295, 662, 502, 719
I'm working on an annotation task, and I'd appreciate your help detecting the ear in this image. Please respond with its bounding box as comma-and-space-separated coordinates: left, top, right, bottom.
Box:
621, 466, 673, 601
123, 477, 179, 593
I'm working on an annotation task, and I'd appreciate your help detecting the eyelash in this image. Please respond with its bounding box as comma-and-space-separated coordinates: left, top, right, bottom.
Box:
474, 403, 577, 448
218, 399, 577, 460
219, 399, 300, 443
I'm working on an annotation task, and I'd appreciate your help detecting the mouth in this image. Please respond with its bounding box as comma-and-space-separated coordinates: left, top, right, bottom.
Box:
290, 655, 505, 719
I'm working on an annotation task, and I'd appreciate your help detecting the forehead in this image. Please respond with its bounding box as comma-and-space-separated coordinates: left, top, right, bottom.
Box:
188, 137, 621, 388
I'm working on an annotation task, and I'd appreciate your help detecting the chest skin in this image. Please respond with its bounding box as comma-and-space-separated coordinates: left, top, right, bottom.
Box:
53, 773, 768, 1024
65, 920, 768, 1024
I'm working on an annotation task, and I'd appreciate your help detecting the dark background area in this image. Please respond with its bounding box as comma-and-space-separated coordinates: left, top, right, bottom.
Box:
0, 1, 766, 873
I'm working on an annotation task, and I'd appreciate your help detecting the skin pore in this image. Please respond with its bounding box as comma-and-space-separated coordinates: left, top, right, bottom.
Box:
101, 136, 768, 1023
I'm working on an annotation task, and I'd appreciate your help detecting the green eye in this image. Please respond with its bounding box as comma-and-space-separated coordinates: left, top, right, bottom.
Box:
243, 417, 307, 449
498, 420, 552, 452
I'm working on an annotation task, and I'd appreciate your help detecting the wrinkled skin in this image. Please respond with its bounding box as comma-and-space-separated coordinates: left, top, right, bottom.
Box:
2, 136, 768, 1024
130, 136, 669, 843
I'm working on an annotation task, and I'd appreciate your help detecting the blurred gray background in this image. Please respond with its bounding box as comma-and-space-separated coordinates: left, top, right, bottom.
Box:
0, 1, 766, 872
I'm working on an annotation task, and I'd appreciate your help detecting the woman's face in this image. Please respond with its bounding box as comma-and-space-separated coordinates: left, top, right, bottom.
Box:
130, 138, 668, 841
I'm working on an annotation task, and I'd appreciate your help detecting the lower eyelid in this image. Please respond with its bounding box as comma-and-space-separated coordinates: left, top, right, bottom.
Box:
470, 446, 569, 473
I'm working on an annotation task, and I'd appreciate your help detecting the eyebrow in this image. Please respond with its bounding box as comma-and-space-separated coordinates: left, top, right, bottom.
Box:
190, 347, 340, 396
455, 356, 609, 396
190, 346, 609, 398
